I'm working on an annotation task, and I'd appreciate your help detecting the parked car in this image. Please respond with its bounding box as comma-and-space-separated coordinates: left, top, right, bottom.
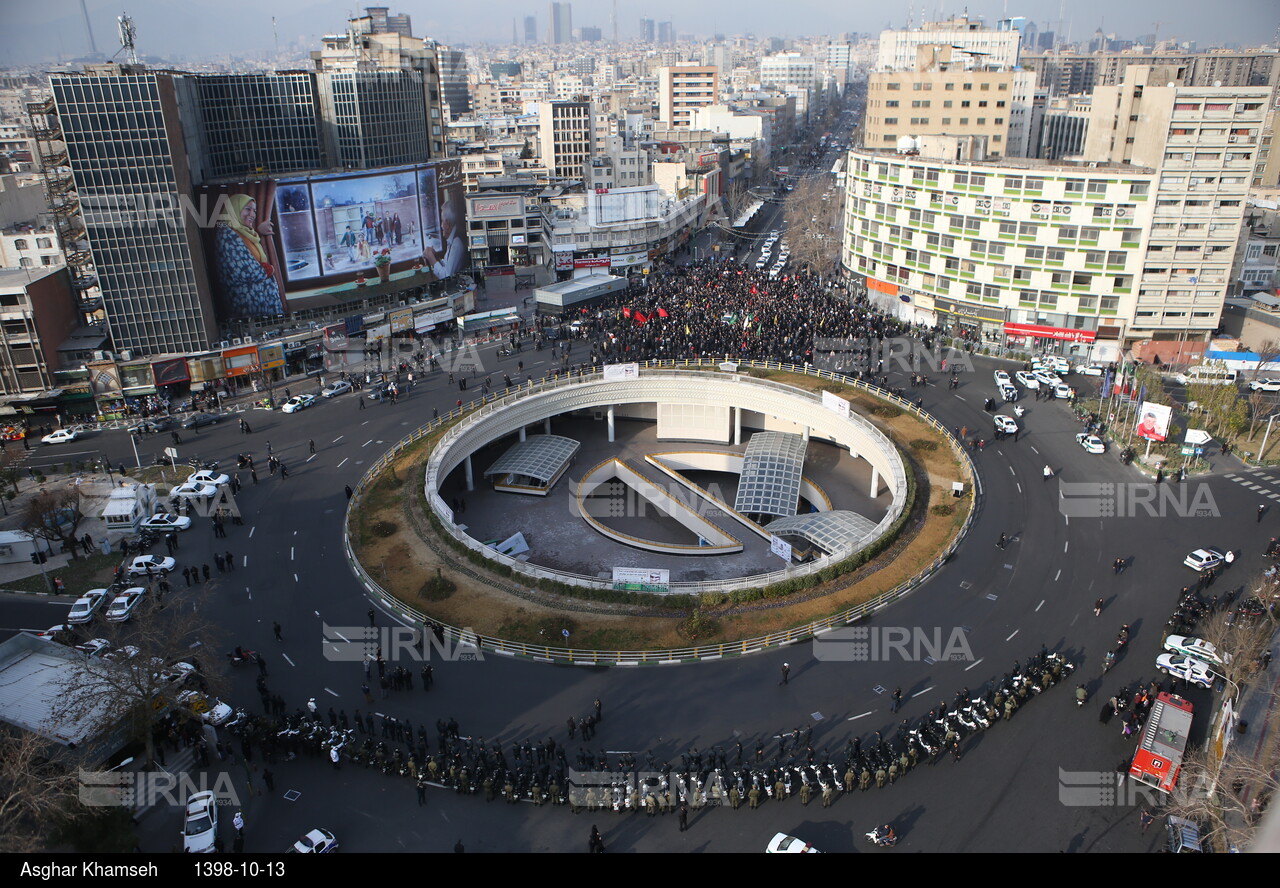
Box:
288, 828, 339, 854
322, 380, 352, 398
130, 418, 170, 435
127, 555, 176, 577
993, 370, 1013, 387
141, 513, 193, 532
104, 588, 147, 622
74, 638, 110, 658
1183, 547, 1227, 572
66, 590, 110, 624
1163, 635, 1231, 669
1032, 370, 1061, 388
182, 791, 218, 853
1073, 364, 1106, 377
186, 469, 230, 488
1156, 653, 1216, 689
41, 429, 78, 445
155, 661, 198, 686
1015, 370, 1041, 390
177, 690, 234, 725
1248, 378, 1280, 392
172, 482, 219, 500
282, 394, 316, 414
766, 832, 820, 853
994, 415, 1019, 435
1075, 433, 1106, 454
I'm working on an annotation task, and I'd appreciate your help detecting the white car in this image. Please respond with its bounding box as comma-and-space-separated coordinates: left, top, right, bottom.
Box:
182, 791, 218, 853
66, 589, 110, 624
1048, 356, 1071, 374
322, 380, 353, 398
187, 469, 230, 488
1183, 547, 1227, 572
173, 482, 219, 500
282, 394, 316, 414
41, 429, 78, 445
75, 638, 110, 658
993, 370, 1013, 387
766, 832, 820, 853
1163, 635, 1231, 669
1075, 433, 1106, 454
994, 415, 1019, 435
1052, 383, 1075, 400
105, 588, 146, 622
1032, 370, 1061, 388
156, 661, 198, 686
33, 624, 70, 642
141, 513, 193, 532
127, 555, 176, 577
178, 691, 235, 725
1015, 371, 1041, 390
1249, 378, 1280, 392
999, 384, 1019, 402
1074, 364, 1106, 377
1156, 653, 1216, 689
288, 828, 339, 854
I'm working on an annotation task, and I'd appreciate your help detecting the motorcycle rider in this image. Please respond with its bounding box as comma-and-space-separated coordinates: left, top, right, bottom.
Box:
1076, 684, 1088, 706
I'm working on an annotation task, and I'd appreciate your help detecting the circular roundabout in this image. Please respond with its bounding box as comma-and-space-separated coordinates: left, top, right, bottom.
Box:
346, 363, 977, 660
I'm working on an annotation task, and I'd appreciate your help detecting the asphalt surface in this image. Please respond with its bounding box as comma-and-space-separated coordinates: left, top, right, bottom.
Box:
8, 146, 1273, 854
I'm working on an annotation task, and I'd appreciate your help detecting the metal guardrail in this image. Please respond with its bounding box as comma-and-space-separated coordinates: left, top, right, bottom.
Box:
342, 360, 983, 665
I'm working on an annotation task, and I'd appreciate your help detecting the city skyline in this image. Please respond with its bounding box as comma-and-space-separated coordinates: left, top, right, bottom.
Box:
0, 0, 1276, 66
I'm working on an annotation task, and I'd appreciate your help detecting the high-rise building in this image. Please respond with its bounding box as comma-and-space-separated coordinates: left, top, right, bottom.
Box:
536, 101, 594, 180
639, 18, 655, 43
659, 65, 720, 128
877, 16, 1022, 71
437, 48, 472, 119
48, 67, 221, 355
548, 2, 573, 45
1083, 65, 1269, 341
524, 15, 538, 44
657, 21, 675, 46
579, 26, 602, 43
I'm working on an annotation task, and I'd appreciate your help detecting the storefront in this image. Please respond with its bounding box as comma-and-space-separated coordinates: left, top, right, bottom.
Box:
933, 296, 1007, 344
1002, 320, 1098, 358
86, 359, 125, 420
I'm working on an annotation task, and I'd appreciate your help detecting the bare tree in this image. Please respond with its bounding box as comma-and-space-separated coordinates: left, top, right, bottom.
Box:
1160, 603, 1280, 851
721, 178, 753, 228
56, 586, 227, 770
782, 175, 840, 277
0, 729, 81, 853
20, 487, 87, 561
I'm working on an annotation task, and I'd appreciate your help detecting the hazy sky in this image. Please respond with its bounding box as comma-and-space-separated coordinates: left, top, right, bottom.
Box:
1, 0, 1277, 65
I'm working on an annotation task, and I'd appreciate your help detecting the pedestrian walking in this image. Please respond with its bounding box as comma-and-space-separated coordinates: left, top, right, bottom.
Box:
263, 769, 274, 792
589, 825, 605, 853
1140, 809, 1154, 833
250, 467, 258, 484
345, 485, 353, 500
1260, 504, 1267, 523
202, 563, 211, 582
368, 608, 376, 628
279, 462, 288, 479
594, 698, 602, 723
417, 777, 427, 806
1094, 598, 1104, 616
890, 688, 902, 712
309, 439, 316, 455
362, 682, 372, 704
997, 532, 1007, 550
225, 550, 234, 571
266, 441, 272, 456
780, 662, 790, 685
214, 553, 225, 573
678, 802, 689, 832
273, 621, 282, 642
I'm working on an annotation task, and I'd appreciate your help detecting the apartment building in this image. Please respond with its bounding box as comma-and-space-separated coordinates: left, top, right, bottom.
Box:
658, 65, 719, 128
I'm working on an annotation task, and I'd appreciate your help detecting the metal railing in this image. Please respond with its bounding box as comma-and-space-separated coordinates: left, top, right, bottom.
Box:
342, 359, 983, 664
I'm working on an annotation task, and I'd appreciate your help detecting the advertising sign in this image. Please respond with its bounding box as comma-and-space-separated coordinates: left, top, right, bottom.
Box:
574, 257, 612, 269
198, 159, 465, 317
769, 535, 793, 562
602, 363, 640, 381
1136, 401, 1172, 442
389, 308, 414, 333
821, 390, 850, 417
187, 356, 225, 384
151, 357, 190, 387
611, 567, 670, 587
256, 343, 285, 371
1003, 322, 1097, 344
222, 344, 259, 378
86, 361, 122, 399
415, 308, 455, 332
554, 251, 574, 271
468, 195, 525, 219
194, 181, 288, 319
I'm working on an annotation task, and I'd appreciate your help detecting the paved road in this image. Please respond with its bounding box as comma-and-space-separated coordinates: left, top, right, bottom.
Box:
12, 314, 1269, 852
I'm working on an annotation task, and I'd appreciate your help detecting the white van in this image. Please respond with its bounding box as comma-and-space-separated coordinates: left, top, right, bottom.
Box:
1173, 366, 1238, 386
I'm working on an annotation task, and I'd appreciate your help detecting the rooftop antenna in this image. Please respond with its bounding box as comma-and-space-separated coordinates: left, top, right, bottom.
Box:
115, 12, 138, 65
79, 0, 99, 55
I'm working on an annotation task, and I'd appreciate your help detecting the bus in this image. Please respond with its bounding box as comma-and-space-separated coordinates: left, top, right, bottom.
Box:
1129, 693, 1194, 794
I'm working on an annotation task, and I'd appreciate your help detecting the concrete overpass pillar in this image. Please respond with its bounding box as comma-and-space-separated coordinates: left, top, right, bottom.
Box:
607, 405, 615, 443
734, 406, 742, 445
465, 454, 475, 492
544, 418, 552, 435
518, 426, 526, 442
869, 466, 879, 498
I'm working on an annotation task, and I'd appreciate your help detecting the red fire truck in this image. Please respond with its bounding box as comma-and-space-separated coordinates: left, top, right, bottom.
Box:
1129, 693, 1195, 793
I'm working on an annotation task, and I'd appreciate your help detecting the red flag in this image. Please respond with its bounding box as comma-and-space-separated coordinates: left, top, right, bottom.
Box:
657, 307, 668, 318
622, 307, 632, 318
750, 286, 758, 295
634, 312, 648, 324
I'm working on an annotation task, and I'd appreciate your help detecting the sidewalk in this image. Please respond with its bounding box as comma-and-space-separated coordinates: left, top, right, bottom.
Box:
1219, 625, 1280, 840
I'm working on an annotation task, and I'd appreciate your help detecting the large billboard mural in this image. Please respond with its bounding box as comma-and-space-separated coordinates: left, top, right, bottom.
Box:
199, 159, 464, 320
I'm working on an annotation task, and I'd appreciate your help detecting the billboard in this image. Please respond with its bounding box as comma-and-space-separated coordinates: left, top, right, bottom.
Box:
151, 357, 190, 387
469, 195, 525, 219
198, 159, 465, 318
389, 308, 414, 333
86, 361, 122, 399
256, 343, 285, 371
196, 182, 289, 319
1136, 401, 1172, 442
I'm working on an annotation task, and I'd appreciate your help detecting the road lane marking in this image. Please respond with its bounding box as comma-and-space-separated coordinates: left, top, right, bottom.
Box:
283, 653, 295, 667
1064, 541, 1069, 552
847, 711, 873, 721
333, 436, 344, 443
1036, 600, 1045, 611
337, 457, 349, 468
324, 687, 339, 697
911, 686, 934, 698
306, 454, 316, 462
363, 440, 374, 447
294, 573, 299, 582
290, 547, 295, 561
964, 658, 984, 671
243, 556, 248, 568
249, 526, 255, 538
1006, 629, 1019, 642
1055, 569, 1061, 581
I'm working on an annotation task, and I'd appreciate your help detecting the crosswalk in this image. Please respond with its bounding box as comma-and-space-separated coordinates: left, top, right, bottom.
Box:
1224, 468, 1280, 500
